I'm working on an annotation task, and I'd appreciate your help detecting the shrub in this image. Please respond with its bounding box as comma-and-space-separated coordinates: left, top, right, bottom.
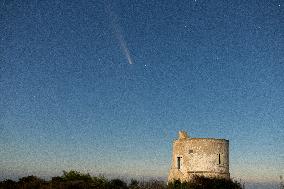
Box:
109, 179, 128, 189
62, 170, 93, 182
168, 176, 242, 189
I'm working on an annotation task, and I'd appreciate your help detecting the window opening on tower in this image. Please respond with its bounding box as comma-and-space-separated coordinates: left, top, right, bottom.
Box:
177, 157, 181, 169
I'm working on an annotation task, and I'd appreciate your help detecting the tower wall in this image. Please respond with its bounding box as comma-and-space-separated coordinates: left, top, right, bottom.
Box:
168, 132, 230, 182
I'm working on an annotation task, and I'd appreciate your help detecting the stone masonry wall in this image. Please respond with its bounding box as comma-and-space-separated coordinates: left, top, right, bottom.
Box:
168, 131, 230, 182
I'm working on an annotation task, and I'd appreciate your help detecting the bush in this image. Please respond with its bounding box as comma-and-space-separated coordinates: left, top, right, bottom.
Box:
129, 179, 139, 189
108, 179, 128, 189
0, 171, 243, 189
62, 170, 93, 182
0, 179, 17, 189
18, 175, 45, 189
92, 175, 109, 189
168, 176, 242, 189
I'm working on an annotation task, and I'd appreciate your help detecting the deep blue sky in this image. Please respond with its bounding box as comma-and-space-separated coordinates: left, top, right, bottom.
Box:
0, 0, 283, 186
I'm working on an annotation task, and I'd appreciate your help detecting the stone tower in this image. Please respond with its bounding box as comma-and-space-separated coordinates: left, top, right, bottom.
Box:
168, 131, 230, 182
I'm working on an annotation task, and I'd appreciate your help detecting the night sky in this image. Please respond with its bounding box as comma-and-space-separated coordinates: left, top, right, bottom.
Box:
0, 0, 283, 187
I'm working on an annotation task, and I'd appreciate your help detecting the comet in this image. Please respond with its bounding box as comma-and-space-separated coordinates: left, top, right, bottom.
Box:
114, 29, 133, 65
107, 6, 134, 65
